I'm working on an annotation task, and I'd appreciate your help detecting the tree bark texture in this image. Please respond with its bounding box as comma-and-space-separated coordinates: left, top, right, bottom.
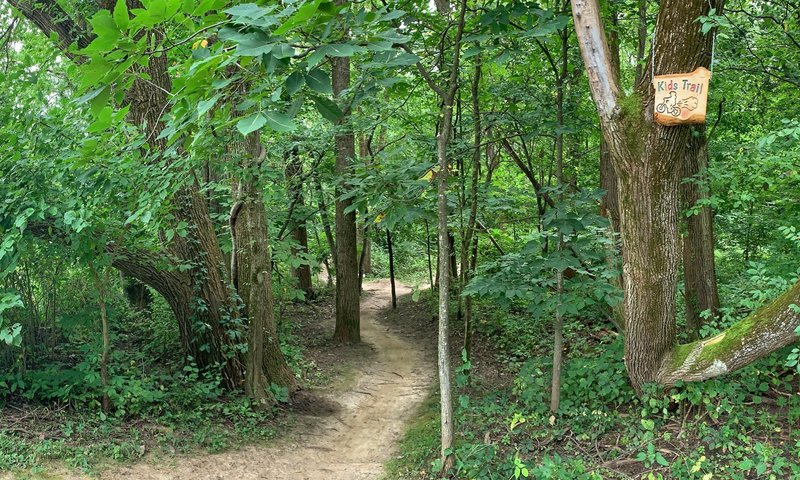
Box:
120, 16, 245, 387
432, 0, 468, 468
331, 42, 360, 344
569, 0, 795, 392
232, 132, 298, 401
387, 229, 397, 309
436, 110, 455, 469
599, 4, 625, 330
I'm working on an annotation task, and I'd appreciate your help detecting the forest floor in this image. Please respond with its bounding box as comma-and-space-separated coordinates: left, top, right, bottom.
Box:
9, 280, 435, 480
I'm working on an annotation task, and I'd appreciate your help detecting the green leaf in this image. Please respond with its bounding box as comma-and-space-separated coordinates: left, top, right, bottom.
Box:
90, 10, 119, 40
232, 32, 274, 57
285, 71, 304, 95
63, 210, 77, 226
463, 46, 482, 58
273, 0, 322, 36
236, 112, 267, 135
311, 95, 343, 122
197, 94, 221, 116
212, 77, 234, 89
225, 2, 277, 27
287, 93, 305, 117
526, 15, 570, 37
192, 0, 218, 16
79, 58, 114, 91
305, 68, 332, 94
377, 29, 409, 44
325, 43, 361, 57
386, 51, 420, 66
90, 85, 112, 116
113, 0, 130, 31
74, 85, 107, 106
379, 10, 405, 21
88, 106, 113, 133
272, 43, 295, 59
225, 3, 265, 18
306, 47, 327, 67
263, 111, 296, 132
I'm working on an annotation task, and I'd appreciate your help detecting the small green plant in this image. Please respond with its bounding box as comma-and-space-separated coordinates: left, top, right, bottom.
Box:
512, 453, 529, 479
635, 443, 670, 469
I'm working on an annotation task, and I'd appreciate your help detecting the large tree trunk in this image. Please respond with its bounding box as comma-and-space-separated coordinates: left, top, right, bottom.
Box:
124, 15, 247, 388
232, 132, 298, 401
571, 0, 800, 392
681, 131, 720, 339
331, 13, 360, 343
431, 0, 468, 469
113, 3, 247, 388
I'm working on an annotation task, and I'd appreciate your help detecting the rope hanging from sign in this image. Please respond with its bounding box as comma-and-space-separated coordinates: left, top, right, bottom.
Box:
650, 16, 657, 80
650, 2, 719, 78
707, 0, 717, 74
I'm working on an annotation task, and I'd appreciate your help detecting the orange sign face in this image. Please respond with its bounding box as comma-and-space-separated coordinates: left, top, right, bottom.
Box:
652, 67, 711, 126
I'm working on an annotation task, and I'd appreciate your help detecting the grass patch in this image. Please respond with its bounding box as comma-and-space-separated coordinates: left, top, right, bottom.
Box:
383, 387, 440, 480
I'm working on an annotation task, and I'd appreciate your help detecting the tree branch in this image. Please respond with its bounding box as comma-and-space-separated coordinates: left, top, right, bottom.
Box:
400, 43, 445, 98
6, 0, 92, 62
500, 138, 556, 209
659, 280, 800, 385
570, 0, 621, 123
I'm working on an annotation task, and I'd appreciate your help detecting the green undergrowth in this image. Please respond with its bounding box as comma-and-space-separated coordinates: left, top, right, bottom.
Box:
0, 398, 285, 475
0, 289, 329, 475
383, 388, 441, 479
390, 295, 800, 479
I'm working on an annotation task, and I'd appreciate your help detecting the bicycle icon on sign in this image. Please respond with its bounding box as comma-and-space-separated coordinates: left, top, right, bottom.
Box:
656, 91, 699, 117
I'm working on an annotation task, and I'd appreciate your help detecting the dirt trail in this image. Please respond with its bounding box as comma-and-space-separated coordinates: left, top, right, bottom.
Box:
91, 280, 432, 480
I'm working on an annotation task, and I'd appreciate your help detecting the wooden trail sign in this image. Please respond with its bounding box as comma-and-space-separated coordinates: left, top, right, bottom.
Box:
652, 67, 711, 126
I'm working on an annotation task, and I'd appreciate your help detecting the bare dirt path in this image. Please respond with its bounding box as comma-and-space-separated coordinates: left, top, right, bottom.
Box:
87, 279, 433, 480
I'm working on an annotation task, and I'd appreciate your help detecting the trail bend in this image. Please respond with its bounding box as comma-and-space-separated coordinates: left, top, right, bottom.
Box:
85, 279, 432, 480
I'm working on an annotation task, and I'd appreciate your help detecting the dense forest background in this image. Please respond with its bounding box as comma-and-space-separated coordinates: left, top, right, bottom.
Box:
0, 0, 799, 478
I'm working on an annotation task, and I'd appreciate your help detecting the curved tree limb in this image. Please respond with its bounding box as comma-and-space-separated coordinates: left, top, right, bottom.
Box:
660, 281, 800, 385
